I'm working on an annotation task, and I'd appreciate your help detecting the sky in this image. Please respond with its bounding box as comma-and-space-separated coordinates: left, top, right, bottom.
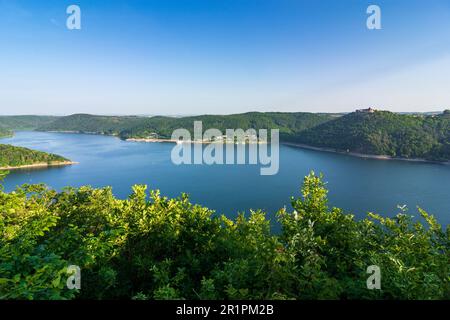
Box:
1, 0, 450, 115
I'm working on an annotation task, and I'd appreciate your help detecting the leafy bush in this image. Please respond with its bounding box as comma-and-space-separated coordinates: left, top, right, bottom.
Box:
0, 172, 448, 300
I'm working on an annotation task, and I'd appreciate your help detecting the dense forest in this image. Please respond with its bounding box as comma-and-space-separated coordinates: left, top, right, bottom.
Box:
123, 112, 339, 140
0, 116, 58, 131
0, 172, 448, 300
290, 111, 450, 161
2, 110, 450, 161
36, 114, 151, 136
36, 112, 337, 140
0, 127, 12, 138
0, 144, 70, 168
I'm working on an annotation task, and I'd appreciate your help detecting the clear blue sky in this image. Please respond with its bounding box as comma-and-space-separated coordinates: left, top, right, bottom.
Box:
1, 0, 450, 115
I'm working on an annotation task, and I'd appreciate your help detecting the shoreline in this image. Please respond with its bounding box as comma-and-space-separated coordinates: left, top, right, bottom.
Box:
43, 132, 264, 144
126, 138, 178, 143
126, 138, 267, 144
0, 161, 78, 171
45, 130, 119, 137
282, 142, 450, 165
8, 131, 449, 165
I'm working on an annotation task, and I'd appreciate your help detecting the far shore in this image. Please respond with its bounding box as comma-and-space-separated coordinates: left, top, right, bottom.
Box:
126, 138, 178, 143
126, 138, 267, 144
42, 132, 266, 144
46, 130, 119, 136
0, 161, 78, 171
5, 131, 449, 165
282, 142, 450, 165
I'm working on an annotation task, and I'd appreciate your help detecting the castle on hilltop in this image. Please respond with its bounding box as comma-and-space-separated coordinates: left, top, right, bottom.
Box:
356, 107, 376, 113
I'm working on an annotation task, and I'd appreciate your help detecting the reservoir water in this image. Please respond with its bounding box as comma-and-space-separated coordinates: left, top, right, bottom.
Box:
1, 131, 449, 227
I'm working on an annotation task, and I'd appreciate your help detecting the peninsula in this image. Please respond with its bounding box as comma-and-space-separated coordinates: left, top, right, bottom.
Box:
0, 144, 76, 171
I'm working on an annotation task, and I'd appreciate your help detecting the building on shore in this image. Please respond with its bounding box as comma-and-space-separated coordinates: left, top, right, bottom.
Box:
356, 107, 376, 113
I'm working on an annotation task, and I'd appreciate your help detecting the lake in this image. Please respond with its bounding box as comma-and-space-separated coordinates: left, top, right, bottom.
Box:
1, 131, 449, 228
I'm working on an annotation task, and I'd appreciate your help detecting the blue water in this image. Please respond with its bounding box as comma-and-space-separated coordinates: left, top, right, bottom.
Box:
1, 131, 449, 227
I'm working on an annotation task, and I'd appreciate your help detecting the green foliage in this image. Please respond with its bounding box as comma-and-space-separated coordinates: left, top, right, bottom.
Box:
34, 110, 450, 161
0, 172, 448, 300
36, 114, 149, 137
0, 116, 58, 132
136, 112, 335, 140
0, 127, 12, 138
0, 144, 70, 168
0, 184, 75, 299
294, 110, 450, 161
1, 109, 446, 161
279, 172, 449, 299
37, 112, 335, 140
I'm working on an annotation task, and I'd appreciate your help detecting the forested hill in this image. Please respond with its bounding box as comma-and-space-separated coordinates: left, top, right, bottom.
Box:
0, 144, 71, 169
292, 110, 450, 161
0, 116, 58, 131
36, 114, 151, 136
0, 127, 12, 138
3, 110, 450, 161
37, 112, 337, 139
127, 112, 337, 139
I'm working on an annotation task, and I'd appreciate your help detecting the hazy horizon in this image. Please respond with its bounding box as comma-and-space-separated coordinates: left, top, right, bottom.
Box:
0, 109, 448, 117
1, 0, 450, 115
